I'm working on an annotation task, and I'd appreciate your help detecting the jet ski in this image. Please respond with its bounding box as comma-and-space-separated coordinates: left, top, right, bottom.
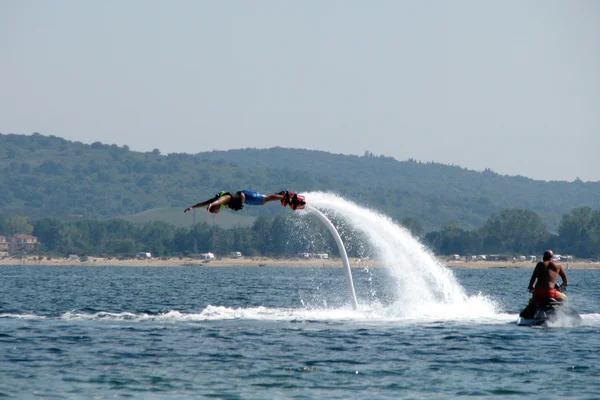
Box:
517, 286, 582, 327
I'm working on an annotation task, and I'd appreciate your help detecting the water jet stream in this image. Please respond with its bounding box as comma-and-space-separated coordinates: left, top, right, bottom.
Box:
305, 192, 498, 319
307, 205, 358, 310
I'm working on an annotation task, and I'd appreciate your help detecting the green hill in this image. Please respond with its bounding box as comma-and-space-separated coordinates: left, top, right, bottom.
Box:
1, 132, 599, 231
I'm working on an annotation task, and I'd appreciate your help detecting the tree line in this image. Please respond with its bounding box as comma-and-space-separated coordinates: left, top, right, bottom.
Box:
1, 206, 599, 259
423, 207, 600, 258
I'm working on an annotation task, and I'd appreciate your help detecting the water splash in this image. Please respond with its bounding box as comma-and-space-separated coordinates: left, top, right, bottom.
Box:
3, 308, 594, 326
304, 191, 498, 319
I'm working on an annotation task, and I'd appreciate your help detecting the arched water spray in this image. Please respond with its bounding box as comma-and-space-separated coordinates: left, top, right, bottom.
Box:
307, 205, 358, 310
304, 192, 498, 319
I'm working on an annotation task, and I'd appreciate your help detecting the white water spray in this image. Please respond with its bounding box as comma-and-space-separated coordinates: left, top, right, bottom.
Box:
307, 205, 358, 310
304, 192, 498, 319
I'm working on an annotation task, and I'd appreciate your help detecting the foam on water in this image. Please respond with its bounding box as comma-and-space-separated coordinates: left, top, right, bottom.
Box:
580, 313, 600, 325
0, 313, 47, 320
55, 305, 513, 325
6, 308, 598, 326
303, 191, 499, 320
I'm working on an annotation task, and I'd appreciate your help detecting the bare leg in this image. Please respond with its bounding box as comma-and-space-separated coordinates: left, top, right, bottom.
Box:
260, 193, 285, 205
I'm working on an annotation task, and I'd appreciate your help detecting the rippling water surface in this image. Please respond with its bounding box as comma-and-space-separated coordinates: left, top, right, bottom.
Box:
1, 265, 600, 399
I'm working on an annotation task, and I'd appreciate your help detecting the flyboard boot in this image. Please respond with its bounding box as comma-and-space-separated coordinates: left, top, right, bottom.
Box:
278, 190, 306, 210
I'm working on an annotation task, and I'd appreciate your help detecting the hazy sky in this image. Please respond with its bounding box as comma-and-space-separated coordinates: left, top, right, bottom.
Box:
2, 1, 599, 182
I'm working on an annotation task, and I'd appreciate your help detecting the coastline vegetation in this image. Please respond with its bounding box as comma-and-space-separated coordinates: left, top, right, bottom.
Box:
1, 206, 599, 260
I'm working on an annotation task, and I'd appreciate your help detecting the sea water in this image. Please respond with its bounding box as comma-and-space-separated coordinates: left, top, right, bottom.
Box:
2, 265, 600, 399
2, 194, 600, 399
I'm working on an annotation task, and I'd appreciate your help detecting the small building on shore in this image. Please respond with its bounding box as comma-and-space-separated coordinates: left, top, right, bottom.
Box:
0, 234, 39, 254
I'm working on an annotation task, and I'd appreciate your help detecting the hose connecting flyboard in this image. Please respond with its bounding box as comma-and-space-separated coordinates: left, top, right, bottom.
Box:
307, 205, 358, 310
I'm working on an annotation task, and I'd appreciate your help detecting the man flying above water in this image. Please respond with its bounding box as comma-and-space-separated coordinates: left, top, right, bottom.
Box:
527, 250, 568, 303
184, 190, 305, 214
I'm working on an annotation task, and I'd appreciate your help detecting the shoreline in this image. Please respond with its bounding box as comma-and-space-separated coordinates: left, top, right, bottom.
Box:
1, 256, 600, 269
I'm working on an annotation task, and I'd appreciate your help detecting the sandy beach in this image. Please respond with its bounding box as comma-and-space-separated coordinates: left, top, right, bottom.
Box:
0, 256, 367, 268
444, 260, 600, 270
1, 256, 599, 269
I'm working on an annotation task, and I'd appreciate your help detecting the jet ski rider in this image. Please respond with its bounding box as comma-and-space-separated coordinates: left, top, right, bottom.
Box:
527, 250, 568, 303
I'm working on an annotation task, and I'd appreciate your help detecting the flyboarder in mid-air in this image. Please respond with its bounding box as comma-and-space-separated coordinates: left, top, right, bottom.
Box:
184, 190, 305, 214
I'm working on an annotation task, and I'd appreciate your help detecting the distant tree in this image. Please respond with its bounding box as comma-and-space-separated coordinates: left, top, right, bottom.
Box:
33, 218, 63, 251
479, 209, 548, 254
136, 174, 154, 188
251, 216, 275, 255
5, 216, 34, 235
0, 216, 7, 235
424, 224, 480, 255
37, 160, 65, 175
401, 217, 423, 238
557, 207, 600, 258
0, 190, 13, 207
7, 161, 20, 172
137, 221, 175, 256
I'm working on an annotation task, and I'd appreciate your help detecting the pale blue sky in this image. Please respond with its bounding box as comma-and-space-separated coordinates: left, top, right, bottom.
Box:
2, 1, 598, 181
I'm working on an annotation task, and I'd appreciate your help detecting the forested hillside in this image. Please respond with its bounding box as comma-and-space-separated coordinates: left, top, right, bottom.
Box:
1, 133, 599, 231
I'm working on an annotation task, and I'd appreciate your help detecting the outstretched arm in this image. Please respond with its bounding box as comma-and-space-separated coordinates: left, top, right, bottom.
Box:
184, 195, 219, 213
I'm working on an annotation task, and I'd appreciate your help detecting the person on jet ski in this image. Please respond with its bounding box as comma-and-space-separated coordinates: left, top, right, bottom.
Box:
184, 190, 305, 214
527, 250, 568, 304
